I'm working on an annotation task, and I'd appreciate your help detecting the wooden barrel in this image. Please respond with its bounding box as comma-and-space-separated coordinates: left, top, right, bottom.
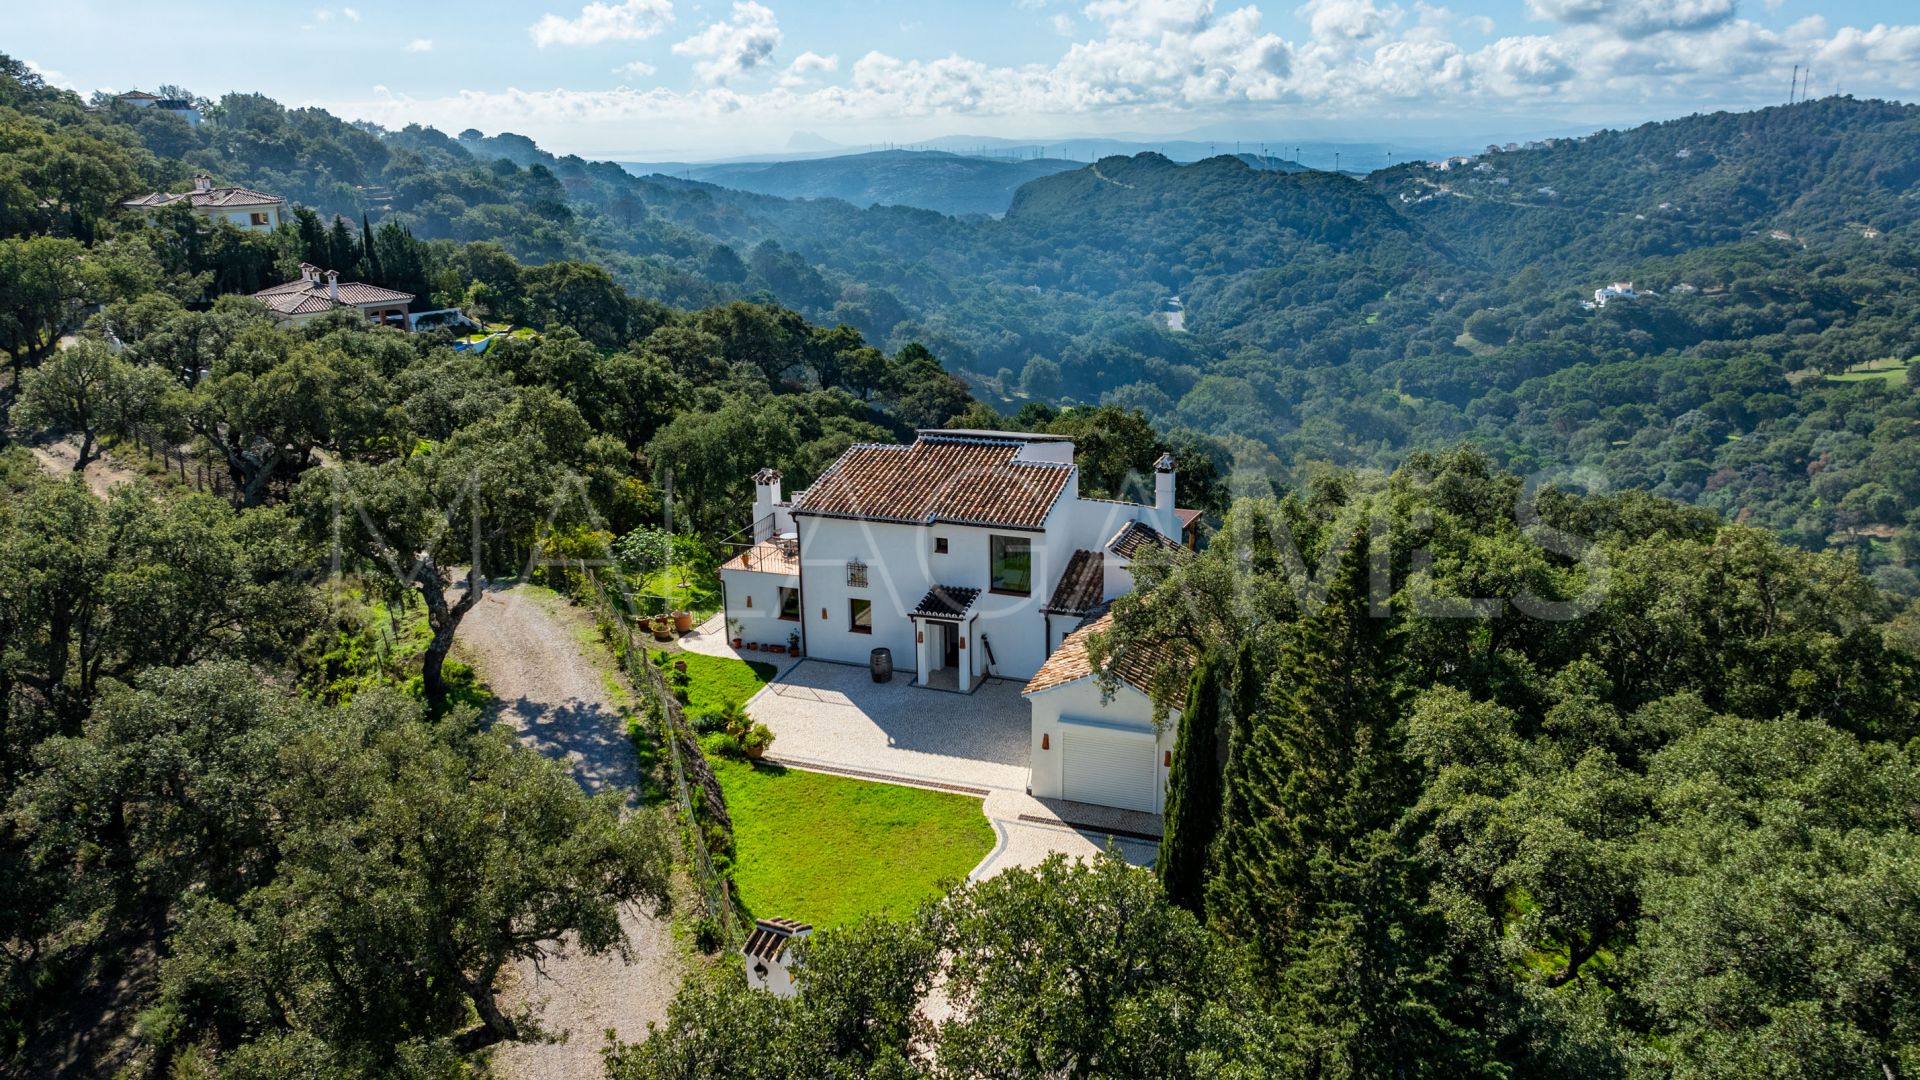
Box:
869, 647, 893, 683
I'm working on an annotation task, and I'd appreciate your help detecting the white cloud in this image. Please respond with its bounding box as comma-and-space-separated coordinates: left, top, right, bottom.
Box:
1527, 0, 1735, 36
615, 59, 659, 77
673, 1, 783, 84
531, 0, 674, 47
343, 6, 359, 20
1053, 13, 1076, 35
332, 3, 1920, 154
405, 38, 434, 53
22, 59, 75, 91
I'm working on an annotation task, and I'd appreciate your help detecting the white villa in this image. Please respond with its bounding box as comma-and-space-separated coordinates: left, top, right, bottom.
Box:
122, 174, 284, 232
115, 90, 201, 125
1022, 612, 1188, 813
251, 264, 415, 329
721, 429, 1197, 693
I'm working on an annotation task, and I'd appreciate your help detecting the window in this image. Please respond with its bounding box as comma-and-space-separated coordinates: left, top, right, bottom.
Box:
778, 587, 800, 621
849, 598, 872, 634
989, 536, 1032, 596
249, 211, 270, 227
846, 558, 868, 587
934, 537, 949, 554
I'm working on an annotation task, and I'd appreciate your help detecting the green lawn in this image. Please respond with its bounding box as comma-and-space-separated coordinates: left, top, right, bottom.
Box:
634, 564, 720, 619
660, 650, 776, 719
1828, 356, 1912, 386
711, 755, 995, 927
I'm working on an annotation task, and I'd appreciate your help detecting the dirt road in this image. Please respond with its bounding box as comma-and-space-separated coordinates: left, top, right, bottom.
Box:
455, 583, 682, 1079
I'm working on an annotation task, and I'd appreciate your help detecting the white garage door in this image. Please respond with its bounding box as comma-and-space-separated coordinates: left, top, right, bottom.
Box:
1063, 730, 1156, 813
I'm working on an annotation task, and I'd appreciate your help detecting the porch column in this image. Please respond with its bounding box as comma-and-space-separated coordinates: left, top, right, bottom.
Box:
957, 621, 973, 693
914, 618, 931, 686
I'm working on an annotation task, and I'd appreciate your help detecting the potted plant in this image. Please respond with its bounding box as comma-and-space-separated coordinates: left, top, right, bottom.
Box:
788, 630, 802, 658
728, 618, 743, 649
768, 642, 787, 655
673, 609, 693, 633
719, 701, 750, 738
651, 617, 674, 642
740, 722, 775, 760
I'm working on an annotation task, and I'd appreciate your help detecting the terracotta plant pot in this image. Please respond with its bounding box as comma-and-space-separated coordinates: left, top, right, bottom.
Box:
673, 610, 693, 633
745, 744, 767, 760
731, 638, 743, 649
768, 644, 787, 655
672, 659, 687, 674
745, 642, 758, 650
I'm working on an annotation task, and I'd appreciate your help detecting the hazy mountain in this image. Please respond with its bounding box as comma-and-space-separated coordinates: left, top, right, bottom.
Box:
622, 149, 1085, 216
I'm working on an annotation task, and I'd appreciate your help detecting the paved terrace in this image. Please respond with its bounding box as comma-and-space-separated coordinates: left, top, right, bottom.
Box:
740, 654, 1160, 875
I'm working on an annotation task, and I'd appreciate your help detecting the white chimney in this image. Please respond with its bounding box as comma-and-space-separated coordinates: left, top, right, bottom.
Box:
326, 269, 340, 301
752, 468, 783, 542
192, 174, 212, 192
1153, 452, 1177, 538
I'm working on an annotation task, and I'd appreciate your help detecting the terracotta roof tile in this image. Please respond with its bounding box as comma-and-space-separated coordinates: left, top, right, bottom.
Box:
1023, 612, 1190, 708
123, 185, 284, 210
741, 917, 812, 962
1042, 549, 1104, 615
251, 277, 413, 317
1107, 520, 1184, 559
791, 435, 1071, 530
911, 585, 980, 618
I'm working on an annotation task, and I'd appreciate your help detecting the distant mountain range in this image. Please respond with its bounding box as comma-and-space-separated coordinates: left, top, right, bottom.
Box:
619, 150, 1087, 217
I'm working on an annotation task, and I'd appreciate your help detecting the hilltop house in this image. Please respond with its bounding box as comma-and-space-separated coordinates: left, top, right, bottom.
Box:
122, 174, 283, 231
251, 264, 414, 328
720, 430, 1198, 693
115, 90, 201, 125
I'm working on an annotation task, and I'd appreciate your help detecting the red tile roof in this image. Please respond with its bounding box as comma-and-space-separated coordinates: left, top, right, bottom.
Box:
123, 185, 284, 210
1023, 612, 1190, 708
1042, 549, 1104, 616
1106, 520, 1184, 559
791, 435, 1072, 531
741, 917, 812, 962
252, 277, 414, 317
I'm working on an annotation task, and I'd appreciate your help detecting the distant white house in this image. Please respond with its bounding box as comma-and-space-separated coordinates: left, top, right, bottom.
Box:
115, 90, 201, 125
251, 264, 414, 329
1023, 612, 1188, 814
720, 431, 1198, 693
742, 917, 813, 997
122, 174, 283, 232
1590, 281, 1653, 309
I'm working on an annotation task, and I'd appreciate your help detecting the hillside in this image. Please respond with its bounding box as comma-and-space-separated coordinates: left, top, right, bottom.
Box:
628, 150, 1084, 216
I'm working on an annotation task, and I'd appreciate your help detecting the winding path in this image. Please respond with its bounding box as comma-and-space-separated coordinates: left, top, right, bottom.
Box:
455, 583, 682, 1080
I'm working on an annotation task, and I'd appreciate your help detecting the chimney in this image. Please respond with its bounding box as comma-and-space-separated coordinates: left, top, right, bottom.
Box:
326, 269, 339, 301
1153, 452, 1177, 538
192, 174, 212, 193
751, 468, 783, 542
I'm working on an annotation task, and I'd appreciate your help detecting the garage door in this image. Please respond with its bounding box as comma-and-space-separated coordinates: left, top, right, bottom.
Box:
1063, 730, 1156, 813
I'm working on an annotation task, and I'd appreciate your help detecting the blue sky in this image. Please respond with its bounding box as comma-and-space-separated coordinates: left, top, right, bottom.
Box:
9, 0, 1920, 158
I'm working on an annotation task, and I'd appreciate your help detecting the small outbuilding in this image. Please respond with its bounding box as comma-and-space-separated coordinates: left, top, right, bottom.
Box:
741, 916, 813, 997
1023, 613, 1187, 814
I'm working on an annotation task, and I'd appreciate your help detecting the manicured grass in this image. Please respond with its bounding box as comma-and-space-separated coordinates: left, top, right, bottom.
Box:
710, 755, 995, 927
1828, 356, 1912, 386
660, 650, 776, 719
634, 564, 721, 620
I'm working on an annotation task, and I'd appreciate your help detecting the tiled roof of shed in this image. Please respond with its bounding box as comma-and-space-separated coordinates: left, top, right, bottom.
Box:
789, 435, 1071, 530
741, 917, 812, 962
1023, 612, 1190, 708
1042, 549, 1104, 616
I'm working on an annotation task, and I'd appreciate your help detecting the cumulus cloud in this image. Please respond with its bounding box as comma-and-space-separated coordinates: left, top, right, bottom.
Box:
1527, 0, 1736, 36
331, 1, 1920, 152
405, 38, 434, 53
22, 59, 75, 91
615, 60, 658, 77
673, 1, 783, 83
531, 0, 674, 47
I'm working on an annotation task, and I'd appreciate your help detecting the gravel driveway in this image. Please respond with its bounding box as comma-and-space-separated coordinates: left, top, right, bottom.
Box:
456, 582, 682, 1080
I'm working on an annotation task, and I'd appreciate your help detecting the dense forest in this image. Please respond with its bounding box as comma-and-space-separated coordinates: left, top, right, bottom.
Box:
2, 48, 1919, 1080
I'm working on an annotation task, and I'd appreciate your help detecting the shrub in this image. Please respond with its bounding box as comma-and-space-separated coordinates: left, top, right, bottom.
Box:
739, 722, 775, 757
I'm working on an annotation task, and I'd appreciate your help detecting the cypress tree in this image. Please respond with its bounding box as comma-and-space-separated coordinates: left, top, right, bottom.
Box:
1158, 653, 1223, 915
1206, 523, 1402, 968
359, 213, 383, 284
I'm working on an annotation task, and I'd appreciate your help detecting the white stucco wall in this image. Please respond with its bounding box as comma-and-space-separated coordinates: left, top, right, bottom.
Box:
720, 566, 801, 651
1026, 677, 1173, 811
795, 513, 1069, 679
204, 203, 282, 232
